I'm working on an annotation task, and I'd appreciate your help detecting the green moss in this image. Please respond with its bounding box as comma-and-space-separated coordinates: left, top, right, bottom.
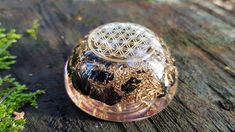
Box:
0, 23, 45, 132
26, 19, 40, 40
0, 75, 45, 132
0, 28, 22, 70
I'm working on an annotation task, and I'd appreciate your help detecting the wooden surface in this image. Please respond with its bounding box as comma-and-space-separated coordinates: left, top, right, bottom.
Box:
0, 0, 235, 131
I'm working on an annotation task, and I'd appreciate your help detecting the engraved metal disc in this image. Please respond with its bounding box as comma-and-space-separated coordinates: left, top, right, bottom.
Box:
88, 22, 163, 62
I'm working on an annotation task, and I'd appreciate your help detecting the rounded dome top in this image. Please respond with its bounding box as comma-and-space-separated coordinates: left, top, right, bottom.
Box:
88, 22, 164, 62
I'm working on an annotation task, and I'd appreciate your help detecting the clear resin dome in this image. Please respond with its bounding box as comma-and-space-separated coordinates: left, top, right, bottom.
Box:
64, 22, 178, 122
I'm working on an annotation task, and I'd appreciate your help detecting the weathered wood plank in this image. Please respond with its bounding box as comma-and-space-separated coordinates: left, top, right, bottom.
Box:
0, 0, 234, 131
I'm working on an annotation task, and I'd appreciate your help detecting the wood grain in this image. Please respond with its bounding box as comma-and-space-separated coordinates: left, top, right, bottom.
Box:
0, 0, 234, 131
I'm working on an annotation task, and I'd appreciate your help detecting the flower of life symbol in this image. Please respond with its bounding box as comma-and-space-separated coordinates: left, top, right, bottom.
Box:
88, 22, 164, 62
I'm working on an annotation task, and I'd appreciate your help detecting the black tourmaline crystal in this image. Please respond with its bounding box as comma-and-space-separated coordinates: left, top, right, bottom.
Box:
121, 77, 141, 93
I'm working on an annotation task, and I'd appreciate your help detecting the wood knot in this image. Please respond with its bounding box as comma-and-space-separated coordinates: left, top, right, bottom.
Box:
219, 99, 235, 111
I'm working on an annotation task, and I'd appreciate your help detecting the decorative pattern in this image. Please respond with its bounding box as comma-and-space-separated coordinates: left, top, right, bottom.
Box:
88, 23, 163, 62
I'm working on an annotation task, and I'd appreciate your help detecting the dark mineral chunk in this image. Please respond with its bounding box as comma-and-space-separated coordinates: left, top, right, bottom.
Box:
89, 87, 122, 105
121, 77, 141, 93
89, 70, 114, 82
71, 71, 91, 95
137, 70, 145, 73
104, 61, 112, 67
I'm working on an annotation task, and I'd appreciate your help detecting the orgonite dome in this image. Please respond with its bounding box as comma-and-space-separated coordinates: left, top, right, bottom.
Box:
65, 22, 178, 122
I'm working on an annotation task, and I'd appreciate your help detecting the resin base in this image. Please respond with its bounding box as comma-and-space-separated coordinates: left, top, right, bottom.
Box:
64, 62, 177, 122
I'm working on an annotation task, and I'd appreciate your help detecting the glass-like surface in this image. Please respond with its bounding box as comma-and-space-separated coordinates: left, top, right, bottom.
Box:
65, 22, 178, 122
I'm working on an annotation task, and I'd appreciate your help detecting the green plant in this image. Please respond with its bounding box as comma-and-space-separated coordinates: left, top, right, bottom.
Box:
26, 19, 40, 40
0, 75, 45, 132
0, 24, 44, 132
0, 28, 22, 70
